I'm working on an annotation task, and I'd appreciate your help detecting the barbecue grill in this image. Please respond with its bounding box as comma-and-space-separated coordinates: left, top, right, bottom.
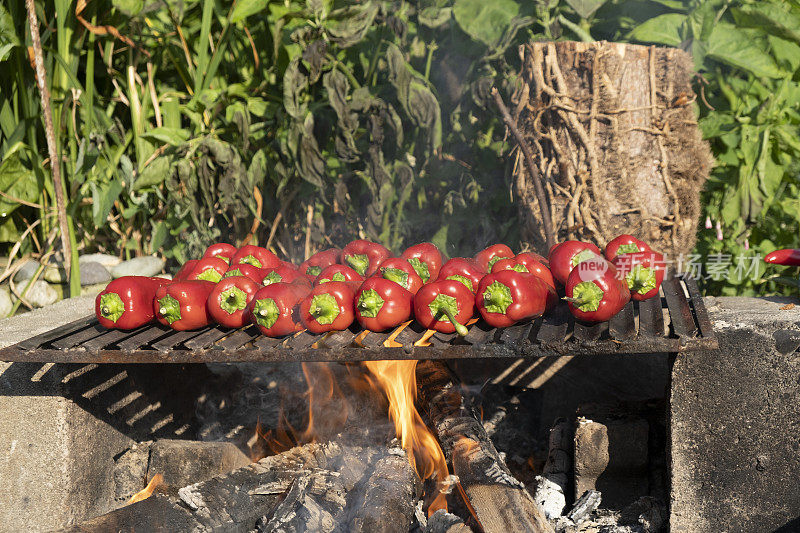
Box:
0, 275, 715, 364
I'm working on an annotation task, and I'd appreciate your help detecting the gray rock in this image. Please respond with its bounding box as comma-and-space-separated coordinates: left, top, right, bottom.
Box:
80, 262, 112, 286
43, 264, 68, 283
13, 260, 40, 283
79, 253, 121, 268
154, 273, 173, 280
0, 285, 11, 318
80, 283, 110, 297
111, 256, 165, 278
15, 280, 59, 308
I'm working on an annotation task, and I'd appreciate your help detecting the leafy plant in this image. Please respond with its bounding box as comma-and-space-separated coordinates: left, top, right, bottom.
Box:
1, 0, 799, 300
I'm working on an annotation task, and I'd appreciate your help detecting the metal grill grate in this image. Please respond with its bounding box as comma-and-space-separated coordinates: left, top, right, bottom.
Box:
0, 275, 716, 364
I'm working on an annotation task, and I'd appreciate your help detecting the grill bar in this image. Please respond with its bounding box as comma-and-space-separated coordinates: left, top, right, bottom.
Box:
0, 275, 717, 363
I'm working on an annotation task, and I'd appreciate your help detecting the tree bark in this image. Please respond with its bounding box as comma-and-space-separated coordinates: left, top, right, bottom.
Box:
513, 41, 712, 259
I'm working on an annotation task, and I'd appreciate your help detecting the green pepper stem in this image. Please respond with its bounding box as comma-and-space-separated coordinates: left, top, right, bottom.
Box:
441, 307, 468, 336
345, 253, 369, 276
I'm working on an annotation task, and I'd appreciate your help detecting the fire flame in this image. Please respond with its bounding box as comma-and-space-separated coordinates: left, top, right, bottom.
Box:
364, 359, 449, 514
127, 473, 163, 504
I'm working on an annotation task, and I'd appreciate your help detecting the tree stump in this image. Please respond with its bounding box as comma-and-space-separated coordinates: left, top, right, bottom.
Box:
512, 41, 713, 259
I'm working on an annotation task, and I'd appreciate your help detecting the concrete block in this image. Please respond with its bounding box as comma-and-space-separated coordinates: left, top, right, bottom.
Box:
671, 296, 800, 532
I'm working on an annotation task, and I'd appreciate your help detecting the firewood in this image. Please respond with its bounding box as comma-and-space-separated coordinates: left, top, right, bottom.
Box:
59, 440, 419, 533
425, 509, 474, 533
416, 360, 554, 533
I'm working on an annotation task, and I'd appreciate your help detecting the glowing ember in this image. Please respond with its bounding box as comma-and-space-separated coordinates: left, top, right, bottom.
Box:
127, 473, 163, 504
364, 359, 449, 514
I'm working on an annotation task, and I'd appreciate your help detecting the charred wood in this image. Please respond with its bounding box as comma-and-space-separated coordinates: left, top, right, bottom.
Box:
416, 360, 554, 533
424, 509, 474, 533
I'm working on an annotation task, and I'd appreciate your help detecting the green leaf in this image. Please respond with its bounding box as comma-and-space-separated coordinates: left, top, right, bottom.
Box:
732, 3, 800, 44
0, 153, 38, 216
452, 0, 519, 48
231, 0, 268, 23
705, 23, 784, 79
150, 221, 167, 252
627, 13, 685, 46
326, 2, 379, 48
0, 215, 17, 242
419, 6, 452, 28
565, 0, 606, 19
112, 0, 143, 17
0, 3, 20, 62
132, 156, 171, 191
91, 178, 123, 227
141, 127, 190, 146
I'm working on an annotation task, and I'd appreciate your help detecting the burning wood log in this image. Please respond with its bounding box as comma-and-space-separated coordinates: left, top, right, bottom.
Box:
58, 440, 420, 533
416, 360, 554, 533
513, 41, 713, 258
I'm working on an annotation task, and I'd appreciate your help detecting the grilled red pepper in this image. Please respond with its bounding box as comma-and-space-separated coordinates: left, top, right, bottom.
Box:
374, 258, 424, 295
414, 279, 474, 336
154, 280, 216, 331
174, 260, 199, 282
202, 243, 237, 264
355, 277, 413, 332
314, 264, 364, 285
400, 242, 443, 283
549, 241, 603, 285
224, 264, 265, 284
491, 253, 555, 290
96, 276, 171, 329
185, 257, 228, 283
564, 258, 630, 323
207, 275, 261, 328
612, 251, 665, 301
764, 249, 800, 266
298, 248, 341, 278
231, 245, 280, 270
476, 270, 549, 328
436, 258, 485, 294
261, 264, 312, 288
474, 244, 514, 272
299, 281, 357, 333
342, 239, 391, 277
604, 234, 651, 261
249, 282, 312, 337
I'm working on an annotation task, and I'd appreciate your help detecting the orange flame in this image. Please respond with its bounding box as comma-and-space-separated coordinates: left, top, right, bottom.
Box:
364, 360, 449, 514
249, 363, 350, 461
127, 473, 163, 504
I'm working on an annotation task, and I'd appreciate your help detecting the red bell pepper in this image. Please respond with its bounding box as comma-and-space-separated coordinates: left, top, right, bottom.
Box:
354, 277, 413, 332
491, 253, 555, 290
230, 245, 280, 270
96, 276, 171, 329
764, 249, 800, 266
604, 234, 651, 261
400, 242, 443, 283
612, 251, 665, 301
476, 270, 549, 328
374, 258, 424, 295
261, 264, 312, 288
223, 264, 265, 284
564, 258, 630, 323
299, 281, 357, 333
314, 264, 364, 285
202, 243, 237, 264
342, 239, 391, 277
154, 280, 216, 331
475, 244, 514, 271
249, 282, 312, 337
207, 275, 261, 328
298, 248, 341, 278
548, 241, 603, 285
436, 258, 485, 294
174, 260, 199, 282
413, 279, 474, 336
185, 257, 228, 283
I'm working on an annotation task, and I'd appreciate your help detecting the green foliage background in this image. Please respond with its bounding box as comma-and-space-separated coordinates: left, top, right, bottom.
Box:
1, 0, 799, 295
